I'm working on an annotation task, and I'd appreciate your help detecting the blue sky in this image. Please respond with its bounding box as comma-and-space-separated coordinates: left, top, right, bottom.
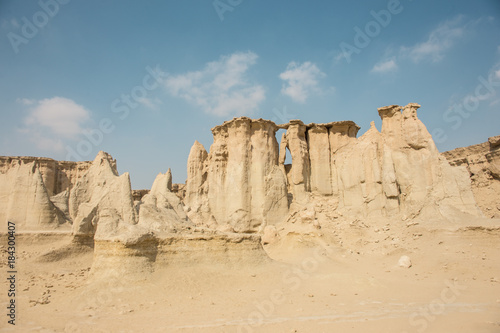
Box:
1, 0, 499, 189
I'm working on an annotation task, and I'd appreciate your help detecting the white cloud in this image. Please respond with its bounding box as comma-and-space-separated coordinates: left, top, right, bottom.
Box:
279, 61, 326, 103
16, 98, 35, 105
400, 16, 465, 63
137, 97, 162, 110
371, 59, 398, 73
20, 97, 91, 152
164, 51, 265, 117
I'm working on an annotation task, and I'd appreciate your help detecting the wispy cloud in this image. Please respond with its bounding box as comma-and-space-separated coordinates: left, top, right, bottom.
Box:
400, 16, 465, 63
371, 59, 398, 73
279, 61, 328, 103
19, 97, 91, 152
16, 98, 35, 105
137, 97, 162, 110
164, 51, 265, 117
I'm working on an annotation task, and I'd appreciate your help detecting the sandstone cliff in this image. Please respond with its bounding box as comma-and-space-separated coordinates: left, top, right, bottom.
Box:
0, 159, 66, 230
185, 103, 483, 232
0, 152, 191, 239
0, 156, 93, 196
0, 103, 489, 238
185, 118, 289, 233
443, 135, 500, 218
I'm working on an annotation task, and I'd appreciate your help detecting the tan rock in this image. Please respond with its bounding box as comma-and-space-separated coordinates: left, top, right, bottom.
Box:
138, 171, 193, 233
307, 124, 332, 195
443, 135, 500, 218
69, 151, 136, 240
0, 161, 66, 230
185, 117, 288, 232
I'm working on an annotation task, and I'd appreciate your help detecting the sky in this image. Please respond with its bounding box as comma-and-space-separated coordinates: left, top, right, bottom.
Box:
1, 0, 499, 189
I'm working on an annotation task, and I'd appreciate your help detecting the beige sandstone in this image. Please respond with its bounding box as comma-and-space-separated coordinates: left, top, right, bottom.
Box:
185, 117, 288, 233
0, 160, 66, 230
443, 135, 500, 218
0, 156, 92, 196
1, 103, 499, 333
186, 103, 483, 234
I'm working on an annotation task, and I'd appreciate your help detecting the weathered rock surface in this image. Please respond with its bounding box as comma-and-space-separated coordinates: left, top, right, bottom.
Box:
185, 118, 289, 233
138, 170, 193, 233
0, 159, 67, 230
443, 135, 500, 218
69, 151, 137, 240
186, 103, 483, 232
0, 102, 493, 270
0, 156, 92, 196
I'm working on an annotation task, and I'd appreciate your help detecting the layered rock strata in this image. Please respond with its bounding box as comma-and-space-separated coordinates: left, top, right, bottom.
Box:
0, 156, 93, 196
443, 135, 500, 218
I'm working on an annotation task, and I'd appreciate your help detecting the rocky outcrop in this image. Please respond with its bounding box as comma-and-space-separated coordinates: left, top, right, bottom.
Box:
90, 231, 270, 279
132, 189, 150, 202
186, 103, 483, 232
443, 135, 500, 218
0, 102, 488, 239
137, 170, 193, 233
185, 118, 289, 233
277, 103, 481, 221
0, 156, 92, 196
67, 151, 137, 241
278, 120, 360, 202
0, 160, 67, 230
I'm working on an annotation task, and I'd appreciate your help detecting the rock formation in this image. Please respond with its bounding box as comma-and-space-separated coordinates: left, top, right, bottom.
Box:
1, 102, 496, 281
185, 118, 289, 233
0, 156, 92, 196
0, 156, 94, 230
186, 103, 483, 232
0, 102, 490, 240
325, 103, 481, 220
137, 169, 192, 233
0, 152, 192, 240
69, 151, 137, 241
443, 135, 500, 218
0, 159, 66, 230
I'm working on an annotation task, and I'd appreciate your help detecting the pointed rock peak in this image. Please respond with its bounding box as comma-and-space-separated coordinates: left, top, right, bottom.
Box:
150, 172, 172, 195
359, 121, 380, 141
91, 151, 118, 176
166, 168, 172, 191
189, 141, 208, 160
192, 140, 206, 151
366, 121, 380, 133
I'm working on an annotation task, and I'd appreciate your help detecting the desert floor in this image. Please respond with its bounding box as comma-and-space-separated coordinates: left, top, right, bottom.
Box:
1, 220, 500, 333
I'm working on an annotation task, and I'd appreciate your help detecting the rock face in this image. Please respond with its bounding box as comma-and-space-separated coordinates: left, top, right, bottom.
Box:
138, 169, 193, 233
0, 159, 66, 230
324, 103, 481, 219
0, 102, 488, 238
69, 151, 137, 241
185, 118, 289, 233
443, 135, 500, 218
0, 150, 195, 241
278, 120, 360, 203
186, 103, 483, 231
0, 156, 92, 196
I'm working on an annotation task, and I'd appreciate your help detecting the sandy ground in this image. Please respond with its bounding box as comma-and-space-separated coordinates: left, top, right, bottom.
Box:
1, 221, 500, 333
